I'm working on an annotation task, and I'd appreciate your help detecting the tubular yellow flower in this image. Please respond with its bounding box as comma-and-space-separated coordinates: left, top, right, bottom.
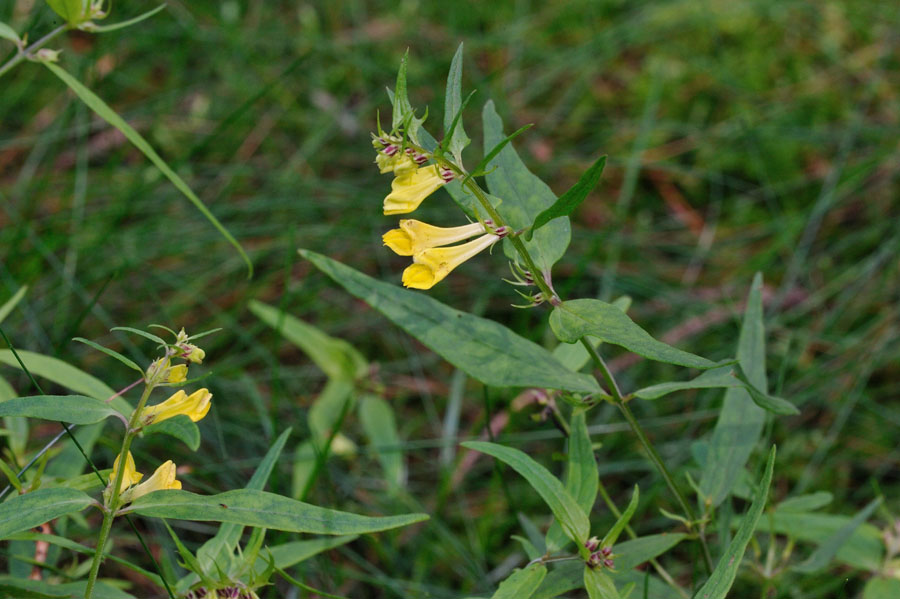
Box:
167, 364, 188, 384
402, 233, 500, 289
384, 219, 487, 256
376, 150, 417, 176
125, 460, 181, 502
110, 451, 143, 494
383, 165, 454, 215
142, 388, 212, 426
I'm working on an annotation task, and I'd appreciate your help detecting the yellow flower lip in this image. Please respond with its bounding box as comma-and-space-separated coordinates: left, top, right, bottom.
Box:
141, 388, 212, 426
402, 233, 500, 289
111, 451, 143, 494
383, 165, 453, 215
385, 219, 487, 257
124, 460, 181, 503
167, 364, 188, 384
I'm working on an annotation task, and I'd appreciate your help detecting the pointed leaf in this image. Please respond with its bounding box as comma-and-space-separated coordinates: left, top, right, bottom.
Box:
695, 446, 776, 599
483, 101, 570, 273
143, 415, 200, 451
601, 485, 639, 548
43, 62, 252, 277
257, 535, 358, 571
71, 337, 143, 374
444, 43, 470, 161
0, 285, 27, 324
546, 409, 597, 552
491, 565, 547, 599
463, 441, 590, 544
584, 567, 621, 599
613, 533, 687, 571
359, 396, 405, 487
128, 489, 428, 535
701, 273, 770, 506
0, 488, 93, 539
550, 299, 715, 368
528, 155, 606, 240
778, 491, 833, 513
300, 250, 600, 394
0, 395, 122, 425
793, 498, 882, 573
250, 300, 367, 380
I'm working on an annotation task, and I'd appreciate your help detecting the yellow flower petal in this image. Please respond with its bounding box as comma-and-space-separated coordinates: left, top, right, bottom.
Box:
167, 364, 188, 384
142, 388, 212, 425
399, 219, 486, 254
383, 165, 449, 215
126, 460, 181, 502
383, 228, 414, 256
111, 451, 143, 494
403, 233, 499, 289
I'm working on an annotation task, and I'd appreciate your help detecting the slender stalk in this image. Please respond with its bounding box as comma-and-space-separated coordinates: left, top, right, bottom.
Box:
0, 24, 68, 79
85, 383, 154, 598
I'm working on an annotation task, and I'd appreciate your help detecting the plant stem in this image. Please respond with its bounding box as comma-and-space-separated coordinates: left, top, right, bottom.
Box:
424, 144, 715, 574
85, 382, 154, 599
0, 24, 68, 79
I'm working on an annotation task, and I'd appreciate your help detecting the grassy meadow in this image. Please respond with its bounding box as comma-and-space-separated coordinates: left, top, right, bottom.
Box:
1, 1, 898, 597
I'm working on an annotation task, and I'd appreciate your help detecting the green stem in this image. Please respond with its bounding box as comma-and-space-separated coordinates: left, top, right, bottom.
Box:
0, 24, 68, 79
422, 142, 714, 574
85, 383, 154, 598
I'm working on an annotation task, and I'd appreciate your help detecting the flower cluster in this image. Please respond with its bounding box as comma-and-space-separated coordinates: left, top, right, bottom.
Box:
373, 135, 505, 289
110, 454, 181, 504
584, 536, 615, 570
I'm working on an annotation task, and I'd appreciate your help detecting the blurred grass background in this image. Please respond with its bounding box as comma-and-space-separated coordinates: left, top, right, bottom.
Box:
1, 0, 899, 597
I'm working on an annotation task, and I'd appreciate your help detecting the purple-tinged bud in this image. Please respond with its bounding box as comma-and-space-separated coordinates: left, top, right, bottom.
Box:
383, 144, 399, 156
584, 536, 600, 552
603, 558, 615, 568
440, 167, 455, 183
601, 546, 612, 557
493, 226, 509, 238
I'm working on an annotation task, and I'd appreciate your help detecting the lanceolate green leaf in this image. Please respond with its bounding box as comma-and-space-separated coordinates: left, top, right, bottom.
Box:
0, 21, 21, 45
584, 567, 621, 599
249, 300, 367, 380
444, 43, 470, 161
256, 535, 358, 571
359, 396, 405, 487
601, 485, 639, 548
483, 100, 571, 273
143, 415, 200, 451
695, 446, 776, 599
701, 273, 771, 506
128, 489, 428, 535
612, 533, 687, 571
527, 155, 606, 240
196, 429, 292, 573
0, 349, 116, 402
72, 337, 143, 374
491, 565, 547, 599
0, 395, 123, 425
550, 299, 715, 369
463, 441, 590, 544
633, 365, 798, 415
546, 409, 597, 552
793, 497, 882, 573
763, 510, 882, 571
0, 488, 94, 539
300, 250, 600, 394
0, 285, 27, 324
42, 62, 252, 278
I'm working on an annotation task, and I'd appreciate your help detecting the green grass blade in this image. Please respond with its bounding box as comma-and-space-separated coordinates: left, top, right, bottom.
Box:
42, 62, 253, 278
695, 446, 776, 598
0, 285, 27, 325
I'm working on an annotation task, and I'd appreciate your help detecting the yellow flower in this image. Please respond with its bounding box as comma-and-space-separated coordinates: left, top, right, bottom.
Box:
124, 460, 181, 502
402, 233, 500, 289
110, 451, 143, 494
142, 388, 212, 425
383, 219, 487, 256
167, 364, 188, 384
376, 149, 417, 176
175, 328, 206, 363
383, 165, 454, 215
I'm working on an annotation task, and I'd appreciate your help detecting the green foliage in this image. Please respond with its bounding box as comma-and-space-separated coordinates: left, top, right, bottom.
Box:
527, 155, 606, 240
490, 565, 547, 599
695, 446, 776, 598
462, 441, 590, 545
301, 249, 600, 394
0, 488, 93, 539
0, 395, 123, 424
127, 489, 429, 535
550, 299, 715, 368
